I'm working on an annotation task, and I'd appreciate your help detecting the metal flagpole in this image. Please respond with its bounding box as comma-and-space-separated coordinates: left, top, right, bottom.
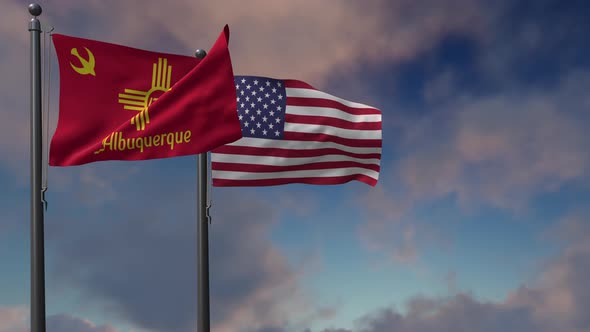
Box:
28, 3, 47, 332
195, 48, 211, 332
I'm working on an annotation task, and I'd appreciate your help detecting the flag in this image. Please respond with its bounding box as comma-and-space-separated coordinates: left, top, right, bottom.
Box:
211, 76, 382, 186
50, 25, 241, 166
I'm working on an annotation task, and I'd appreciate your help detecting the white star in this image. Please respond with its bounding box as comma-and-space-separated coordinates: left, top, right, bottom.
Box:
265, 81, 271, 86
269, 110, 275, 116
240, 103, 245, 108
263, 104, 269, 109
241, 78, 246, 84
275, 117, 281, 123
269, 123, 274, 129
259, 87, 264, 92
256, 109, 262, 115
257, 97, 262, 102
278, 95, 283, 100
245, 96, 250, 102
263, 129, 268, 135
240, 90, 245, 95
245, 109, 250, 114
270, 99, 276, 104
277, 106, 282, 111
272, 88, 277, 93
251, 103, 255, 108
252, 91, 257, 96
250, 128, 255, 134
246, 84, 251, 90
235, 84, 239, 89
262, 116, 268, 122
275, 130, 280, 136
265, 93, 270, 98
244, 121, 249, 127
236, 97, 240, 102
238, 115, 243, 120
277, 82, 282, 87
250, 115, 255, 121
253, 79, 259, 85
256, 122, 262, 128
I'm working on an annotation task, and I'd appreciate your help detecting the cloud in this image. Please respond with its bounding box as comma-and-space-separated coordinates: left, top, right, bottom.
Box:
399, 71, 590, 211
345, 0, 590, 265
0, 307, 26, 332
0, 0, 493, 175
43, 0, 489, 84
45, 173, 316, 332
0, 307, 118, 332
348, 293, 539, 332
47, 314, 119, 332
356, 184, 450, 265
359, 185, 417, 263
48, 163, 141, 208
0, 2, 37, 177
505, 215, 590, 330
320, 213, 590, 332
475, 0, 590, 85
4, 2, 589, 332
357, 68, 590, 263
208, 191, 313, 332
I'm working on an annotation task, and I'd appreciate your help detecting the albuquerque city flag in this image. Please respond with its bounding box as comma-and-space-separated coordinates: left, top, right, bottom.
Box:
50, 25, 242, 166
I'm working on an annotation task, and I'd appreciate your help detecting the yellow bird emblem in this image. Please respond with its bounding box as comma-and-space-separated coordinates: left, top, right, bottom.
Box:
69, 47, 96, 76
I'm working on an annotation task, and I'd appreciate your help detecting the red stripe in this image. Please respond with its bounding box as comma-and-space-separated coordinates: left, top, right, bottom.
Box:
284, 132, 382, 148
285, 114, 382, 130
287, 97, 381, 116
212, 161, 380, 173
284, 79, 317, 90
213, 174, 378, 187
213, 145, 381, 160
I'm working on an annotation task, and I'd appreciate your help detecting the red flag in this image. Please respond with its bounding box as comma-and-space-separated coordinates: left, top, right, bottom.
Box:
50, 25, 241, 166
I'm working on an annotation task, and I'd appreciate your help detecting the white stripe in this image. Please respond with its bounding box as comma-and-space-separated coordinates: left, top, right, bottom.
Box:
286, 88, 375, 109
222, 137, 382, 155
286, 106, 382, 123
212, 153, 380, 166
212, 167, 379, 180
284, 123, 382, 140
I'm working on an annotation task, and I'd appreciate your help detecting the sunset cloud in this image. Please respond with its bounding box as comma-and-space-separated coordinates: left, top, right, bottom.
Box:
3, 2, 590, 332
0, 308, 118, 332
45, 177, 318, 332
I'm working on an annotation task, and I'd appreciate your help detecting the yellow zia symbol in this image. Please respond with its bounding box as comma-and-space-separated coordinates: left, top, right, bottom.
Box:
118, 58, 172, 131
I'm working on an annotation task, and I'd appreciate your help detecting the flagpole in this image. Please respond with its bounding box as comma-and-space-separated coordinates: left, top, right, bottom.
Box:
28, 3, 46, 332
195, 49, 210, 332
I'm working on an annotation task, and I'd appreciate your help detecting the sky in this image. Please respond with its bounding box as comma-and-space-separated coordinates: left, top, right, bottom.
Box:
1, 0, 590, 331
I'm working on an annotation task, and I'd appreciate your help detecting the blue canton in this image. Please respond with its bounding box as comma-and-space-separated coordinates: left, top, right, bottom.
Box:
234, 76, 286, 139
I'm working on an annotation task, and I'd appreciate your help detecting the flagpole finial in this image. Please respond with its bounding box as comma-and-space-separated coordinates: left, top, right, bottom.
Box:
195, 49, 207, 59
28, 3, 42, 17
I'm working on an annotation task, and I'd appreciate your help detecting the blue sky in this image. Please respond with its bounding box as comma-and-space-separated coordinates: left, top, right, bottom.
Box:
2, 0, 590, 331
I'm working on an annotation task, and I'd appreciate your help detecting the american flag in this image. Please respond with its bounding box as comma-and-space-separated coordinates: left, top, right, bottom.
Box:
211, 76, 382, 186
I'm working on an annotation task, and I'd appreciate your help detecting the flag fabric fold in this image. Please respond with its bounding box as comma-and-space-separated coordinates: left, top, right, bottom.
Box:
50, 25, 241, 166
211, 76, 382, 187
